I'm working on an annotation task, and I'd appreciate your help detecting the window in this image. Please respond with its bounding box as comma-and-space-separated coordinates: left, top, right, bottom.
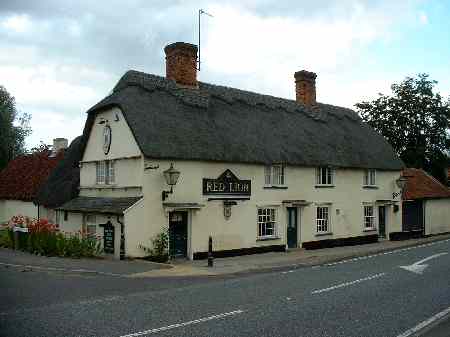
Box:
364, 205, 375, 229
108, 161, 115, 184
96, 160, 115, 184
316, 167, 333, 185
85, 214, 97, 239
264, 164, 285, 186
96, 161, 106, 184
64, 211, 68, 221
86, 225, 96, 239
364, 169, 376, 186
86, 214, 96, 223
257, 208, 277, 238
316, 206, 330, 233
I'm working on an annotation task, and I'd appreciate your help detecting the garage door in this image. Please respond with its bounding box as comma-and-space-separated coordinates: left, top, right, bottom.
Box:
402, 200, 424, 233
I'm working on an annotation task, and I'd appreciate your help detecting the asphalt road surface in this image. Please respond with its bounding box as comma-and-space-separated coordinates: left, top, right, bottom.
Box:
1, 239, 449, 337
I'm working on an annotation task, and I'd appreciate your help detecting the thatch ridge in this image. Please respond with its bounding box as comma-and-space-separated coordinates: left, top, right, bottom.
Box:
86, 70, 403, 170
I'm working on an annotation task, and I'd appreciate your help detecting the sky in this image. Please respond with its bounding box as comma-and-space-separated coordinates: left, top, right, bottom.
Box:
1, 0, 449, 148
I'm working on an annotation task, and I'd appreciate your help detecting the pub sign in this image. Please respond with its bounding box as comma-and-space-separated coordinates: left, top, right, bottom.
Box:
203, 169, 251, 196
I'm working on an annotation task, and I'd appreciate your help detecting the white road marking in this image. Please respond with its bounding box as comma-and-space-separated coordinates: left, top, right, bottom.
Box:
0, 261, 124, 277
311, 273, 386, 294
396, 305, 450, 337
399, 252, 448, 274
119, 310, 244, 337
325, 238, 450, 267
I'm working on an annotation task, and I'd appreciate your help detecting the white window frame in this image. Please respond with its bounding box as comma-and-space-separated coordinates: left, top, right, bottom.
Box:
86, 224, 97, 239
96, 161, 106, 184
363, 169, 376, 186
264, 164, 285, 187
107, 160, 115, 184
316, 206, 330, 234
257, 207, 277, 239
96, 160, 115, 185
316, 167, 334, 186
85, 214, 97, 239
363, 205, 375, 230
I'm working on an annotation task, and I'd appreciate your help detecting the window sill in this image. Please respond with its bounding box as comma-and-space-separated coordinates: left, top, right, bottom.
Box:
256, 236, 281, 241
315, 232, 333, 237
263, 185, 288, 190
363, 185, 379, 189
315, 185, 335, 188
363, 228, 377, 232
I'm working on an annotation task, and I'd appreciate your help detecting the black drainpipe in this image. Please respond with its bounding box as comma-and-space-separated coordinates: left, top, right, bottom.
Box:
117, 215, 125, 260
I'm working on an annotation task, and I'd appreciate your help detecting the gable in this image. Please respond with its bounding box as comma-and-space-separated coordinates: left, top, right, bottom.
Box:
82, 107, 141, 162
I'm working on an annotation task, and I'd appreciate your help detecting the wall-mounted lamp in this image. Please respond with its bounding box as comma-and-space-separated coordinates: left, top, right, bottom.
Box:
395, 176, 408, 191
392, 175, 408, 201
162, 163, 180, 201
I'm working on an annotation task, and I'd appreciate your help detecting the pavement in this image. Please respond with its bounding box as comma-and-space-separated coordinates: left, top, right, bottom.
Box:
132, 233, 450, 277
1, 232, 450, 337
1, 234, 450, 278
0, 247, 169, 277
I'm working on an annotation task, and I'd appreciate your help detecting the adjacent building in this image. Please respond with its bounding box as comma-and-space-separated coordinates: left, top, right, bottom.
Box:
399, 168, 450, 238
0, 139, 67, 224
48, 42, 405, 260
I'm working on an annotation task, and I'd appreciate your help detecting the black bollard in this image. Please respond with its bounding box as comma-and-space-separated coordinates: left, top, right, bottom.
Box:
207, 236, 214, 267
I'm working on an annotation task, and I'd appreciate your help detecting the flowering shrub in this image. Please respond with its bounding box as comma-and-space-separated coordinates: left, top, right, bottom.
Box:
8, 215, 32, 229
1, 215, 102, 258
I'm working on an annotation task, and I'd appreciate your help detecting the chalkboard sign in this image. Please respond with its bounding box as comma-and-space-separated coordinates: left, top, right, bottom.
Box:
103, 223, 115, 254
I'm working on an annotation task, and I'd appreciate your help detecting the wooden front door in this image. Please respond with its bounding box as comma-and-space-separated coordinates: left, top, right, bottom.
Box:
287, 207, 298, 248
169, 211, 188, 258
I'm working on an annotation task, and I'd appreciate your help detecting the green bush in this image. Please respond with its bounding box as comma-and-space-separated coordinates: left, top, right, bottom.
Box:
0, 229, 14, 248
139, 228, 169, 263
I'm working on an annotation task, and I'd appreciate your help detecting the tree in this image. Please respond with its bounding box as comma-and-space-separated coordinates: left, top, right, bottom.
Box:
0, 86, 31, 170
356, 74, 450, 184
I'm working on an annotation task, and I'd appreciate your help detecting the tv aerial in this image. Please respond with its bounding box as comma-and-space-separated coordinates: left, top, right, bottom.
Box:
198, 9, 213, 71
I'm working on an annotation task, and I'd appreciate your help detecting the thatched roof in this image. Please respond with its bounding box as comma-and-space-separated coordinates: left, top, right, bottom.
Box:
86, 70, 403, 170
34, 135, 85, 208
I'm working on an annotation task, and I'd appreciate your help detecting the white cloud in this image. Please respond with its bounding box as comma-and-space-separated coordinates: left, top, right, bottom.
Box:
2, 14, 32, 33
200, 2, 408, 106
26, 109, 85, 147
0, 0, 429, 148
418, 11, 428, 25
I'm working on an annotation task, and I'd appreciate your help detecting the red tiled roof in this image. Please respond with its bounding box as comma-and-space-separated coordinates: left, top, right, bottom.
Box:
402, 168, 450, 200
0, 150, 64, 201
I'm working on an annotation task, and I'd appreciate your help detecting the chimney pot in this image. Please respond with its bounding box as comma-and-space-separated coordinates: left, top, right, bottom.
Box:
164, 42, 198, 87
52, 138, 68, 155
294, 70, 317, 106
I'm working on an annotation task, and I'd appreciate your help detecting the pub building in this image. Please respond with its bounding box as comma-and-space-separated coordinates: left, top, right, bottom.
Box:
40, 42, 405, 260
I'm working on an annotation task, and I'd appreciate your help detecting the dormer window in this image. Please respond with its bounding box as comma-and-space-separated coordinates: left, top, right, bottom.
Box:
363, 169, 376, 187
264, 164, 285, 187
316, 167, 334, 186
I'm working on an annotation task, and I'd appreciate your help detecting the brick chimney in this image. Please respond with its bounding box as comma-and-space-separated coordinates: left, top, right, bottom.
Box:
294, 70, 317, 106
164, 42, 198, 88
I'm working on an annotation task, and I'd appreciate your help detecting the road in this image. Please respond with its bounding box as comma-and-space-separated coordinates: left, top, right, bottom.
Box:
1, 239, 449, 337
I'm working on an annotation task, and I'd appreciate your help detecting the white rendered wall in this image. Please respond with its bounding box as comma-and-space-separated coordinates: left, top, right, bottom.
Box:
0, 200, 38, 223
424, 199, 450, 235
